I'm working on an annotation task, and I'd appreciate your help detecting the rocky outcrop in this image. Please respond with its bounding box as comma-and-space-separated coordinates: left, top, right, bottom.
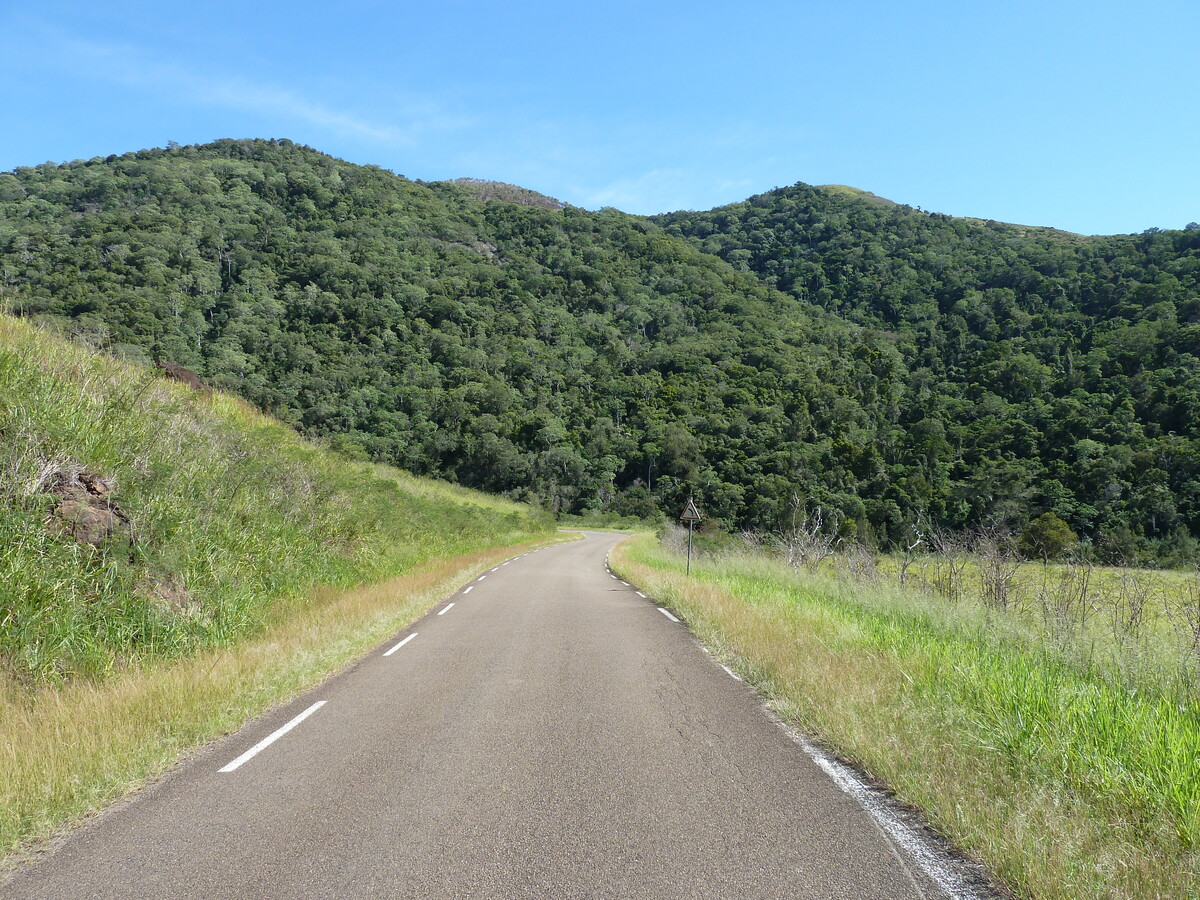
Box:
46, 468, 133, 547
156, 359, 211, 395
451, 178, 564, 210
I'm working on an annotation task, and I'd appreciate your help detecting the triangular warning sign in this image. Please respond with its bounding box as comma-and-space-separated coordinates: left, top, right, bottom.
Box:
680, 498, 701, 522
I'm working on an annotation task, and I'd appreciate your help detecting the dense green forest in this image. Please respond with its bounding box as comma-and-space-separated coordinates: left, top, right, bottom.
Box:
656, 188, 1200, 562
2, 138, 1199, 563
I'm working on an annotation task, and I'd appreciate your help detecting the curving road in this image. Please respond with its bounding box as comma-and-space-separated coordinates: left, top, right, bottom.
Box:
4, 532, 960, 899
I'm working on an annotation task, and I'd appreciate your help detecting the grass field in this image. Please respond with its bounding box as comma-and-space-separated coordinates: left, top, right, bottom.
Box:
0, 313, 556, 857
0, 536, 562, 860
0, 312, 548, 684
612, 533, 1200, 900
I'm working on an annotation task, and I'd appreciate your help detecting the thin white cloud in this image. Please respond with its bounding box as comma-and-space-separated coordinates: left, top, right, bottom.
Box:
181, 75, 409, 144
578, 169, 758, 216
19, 27, 453, 147
580, 169, 691, 212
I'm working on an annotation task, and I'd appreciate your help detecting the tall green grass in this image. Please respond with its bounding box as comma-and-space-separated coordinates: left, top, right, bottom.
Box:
0, 313, 549, 683
613, 535, 1200, 900
1, 539, 556, 860
1, 312, 556, 857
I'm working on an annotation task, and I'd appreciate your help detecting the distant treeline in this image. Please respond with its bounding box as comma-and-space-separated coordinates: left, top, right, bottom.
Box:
2, 138, 1199, 564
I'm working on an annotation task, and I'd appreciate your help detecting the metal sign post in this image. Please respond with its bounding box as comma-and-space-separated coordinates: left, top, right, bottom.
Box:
680, 497, 701, 576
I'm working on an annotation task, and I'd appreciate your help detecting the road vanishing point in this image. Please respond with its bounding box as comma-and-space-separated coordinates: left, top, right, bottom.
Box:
4, 533, 976, 899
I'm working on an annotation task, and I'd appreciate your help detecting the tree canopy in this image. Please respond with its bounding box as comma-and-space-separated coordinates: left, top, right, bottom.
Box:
2, 139, 1198, 564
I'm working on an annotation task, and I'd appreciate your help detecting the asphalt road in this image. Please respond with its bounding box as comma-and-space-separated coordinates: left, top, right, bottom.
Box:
4, 532, 957, 899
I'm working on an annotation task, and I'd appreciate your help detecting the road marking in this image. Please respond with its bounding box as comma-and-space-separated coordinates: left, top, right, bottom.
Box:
657, 608, 680, 622
721, 665, 743, 682
463, 585, 474, 594
477, 575, 487, 582
782, 728, 984, 899
620, 581, 630, 586
502, 561, 510, 566
490, 567, 499, 573
610, 574, 618, 580
219, 701, 326, 773
384, 633, 418, 656
636, 591, 646, 598
438, 602, 455, 616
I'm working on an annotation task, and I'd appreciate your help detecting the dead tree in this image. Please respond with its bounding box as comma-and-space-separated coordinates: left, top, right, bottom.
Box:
774, 497, 841, 573
976, 527, 1022, 611
929, 529, 970, 603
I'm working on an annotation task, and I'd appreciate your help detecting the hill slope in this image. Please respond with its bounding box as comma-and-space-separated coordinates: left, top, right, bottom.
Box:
0, 139, 887, 529
0, 312, 547, 683
656, 186, 1200, 560
3, 139, 1200, 562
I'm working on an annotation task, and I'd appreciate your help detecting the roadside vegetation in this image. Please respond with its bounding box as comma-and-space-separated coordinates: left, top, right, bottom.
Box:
612, 529, 1200, 900
5, 139, 1200, 564
0, 313, 554, 857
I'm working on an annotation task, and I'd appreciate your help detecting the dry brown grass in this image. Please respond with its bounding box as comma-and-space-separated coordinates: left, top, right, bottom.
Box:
612, 536, 1200, 900
1, 536, 563, 861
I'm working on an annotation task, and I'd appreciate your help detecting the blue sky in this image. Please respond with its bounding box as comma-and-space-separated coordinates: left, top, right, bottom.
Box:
2, 0, 1196, 235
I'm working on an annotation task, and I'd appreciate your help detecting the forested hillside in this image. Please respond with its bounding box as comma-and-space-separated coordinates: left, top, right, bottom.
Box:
657, 188, 1200, 562
2, 138, 1199, 563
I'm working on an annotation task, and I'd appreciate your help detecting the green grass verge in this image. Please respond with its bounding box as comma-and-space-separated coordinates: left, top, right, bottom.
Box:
0, 312, 551, 683
555, 511, 661, 532
612, 535, 1200, 900
1, 537, 562, 861
0, 312, 557, 857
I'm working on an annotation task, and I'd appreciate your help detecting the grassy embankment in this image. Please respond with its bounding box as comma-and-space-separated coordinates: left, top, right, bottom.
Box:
0, 313, 555, 858
612, 534, 1200, 900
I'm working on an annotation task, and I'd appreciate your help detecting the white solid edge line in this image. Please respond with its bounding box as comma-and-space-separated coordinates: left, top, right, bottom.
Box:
783, 728, 985, 899
438, 602, 455, 615
219, 701, 326, 773
463, 585, 474, 594
657, 607, 680, 622
384, 633, 418, 657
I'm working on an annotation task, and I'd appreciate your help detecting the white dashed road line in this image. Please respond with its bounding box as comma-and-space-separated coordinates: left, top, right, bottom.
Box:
219, 701, 326, 773
384, 633, 418, 657
438, 602, 455, 616
657, 608, 680, 623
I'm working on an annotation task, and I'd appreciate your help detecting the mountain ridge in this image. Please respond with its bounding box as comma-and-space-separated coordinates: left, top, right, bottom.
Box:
3, 137, 1198, 564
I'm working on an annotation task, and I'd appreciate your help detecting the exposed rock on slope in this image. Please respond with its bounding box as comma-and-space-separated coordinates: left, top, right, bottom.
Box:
45, 467, 132, 547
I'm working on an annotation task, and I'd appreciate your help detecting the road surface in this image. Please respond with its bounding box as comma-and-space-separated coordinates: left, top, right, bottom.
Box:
4, 532, 962, 899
